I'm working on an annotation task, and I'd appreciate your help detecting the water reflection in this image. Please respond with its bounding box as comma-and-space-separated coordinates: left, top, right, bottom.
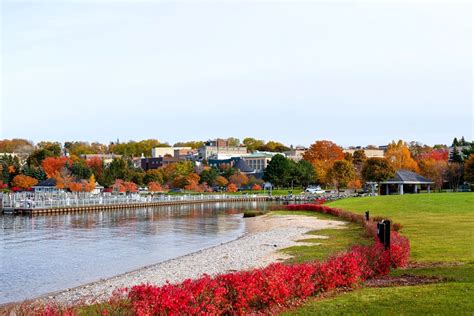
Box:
0, 201, 270, 304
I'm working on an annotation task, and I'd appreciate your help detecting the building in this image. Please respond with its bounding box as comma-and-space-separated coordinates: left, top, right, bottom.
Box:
82, 154, 122, 165
141, 157, 163, 171
284, 147, 307, 161
33, 178, 64, 193
241, 152, 280, 172
343, 149, 385, 158
380, 169, 434, 195
151, 147, 192, 158
198, 139, 247, 161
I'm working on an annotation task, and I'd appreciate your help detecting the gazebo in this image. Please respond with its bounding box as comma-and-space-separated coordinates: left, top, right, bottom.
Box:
381, 169, 434, 195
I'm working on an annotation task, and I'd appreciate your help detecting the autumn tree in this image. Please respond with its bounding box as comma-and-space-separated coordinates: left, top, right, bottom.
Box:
464, 155, 474, 184
252, 184, 262, 190
123, 181, 138, 193
328, 160, 355, 191
226, 183, 238, 192
445, 163, 463, 191
148, 181, 165, 192
384, 140, 419, 172
143, 169, 164, 184
229, 172, 249, 188
418, 159, 448, 191
362, 158, 396, 193
12, 175, 38, 189
303, 140, 344, 184
215, 176, 229, 188
41, 157, 70, 178
87, 157, 105, 181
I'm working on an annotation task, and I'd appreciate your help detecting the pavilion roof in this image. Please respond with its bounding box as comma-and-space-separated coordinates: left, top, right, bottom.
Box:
382, 169, 434, 184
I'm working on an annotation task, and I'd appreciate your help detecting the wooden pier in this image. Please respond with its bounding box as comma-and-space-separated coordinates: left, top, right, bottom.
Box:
5, 196, 269, 216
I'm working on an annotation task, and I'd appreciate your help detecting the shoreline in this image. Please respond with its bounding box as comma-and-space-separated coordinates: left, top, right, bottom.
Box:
5, 214, 346, 308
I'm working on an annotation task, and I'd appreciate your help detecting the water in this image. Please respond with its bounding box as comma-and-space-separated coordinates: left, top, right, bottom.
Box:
0, 201, 270, 304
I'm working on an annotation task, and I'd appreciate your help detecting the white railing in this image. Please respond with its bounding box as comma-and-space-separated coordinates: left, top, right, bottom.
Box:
1, 192, 262, 210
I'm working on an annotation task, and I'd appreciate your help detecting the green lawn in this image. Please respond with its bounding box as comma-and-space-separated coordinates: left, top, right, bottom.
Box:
284, 193, 474, 315
272, 210, 371, 264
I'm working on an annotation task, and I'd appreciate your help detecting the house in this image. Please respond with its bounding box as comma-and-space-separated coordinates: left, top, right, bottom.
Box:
380, 169, 434, 195
33, 178, 64, 193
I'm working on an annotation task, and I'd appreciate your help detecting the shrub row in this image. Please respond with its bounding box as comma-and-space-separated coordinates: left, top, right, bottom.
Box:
38, 204, 409, 315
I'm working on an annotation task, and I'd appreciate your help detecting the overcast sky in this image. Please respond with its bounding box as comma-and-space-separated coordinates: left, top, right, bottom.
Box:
1, 0, 472, 147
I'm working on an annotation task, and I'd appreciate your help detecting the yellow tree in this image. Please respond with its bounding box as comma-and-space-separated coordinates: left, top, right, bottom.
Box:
384, 140, 420, 172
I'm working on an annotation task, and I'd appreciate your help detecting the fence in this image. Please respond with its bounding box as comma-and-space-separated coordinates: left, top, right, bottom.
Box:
1, 192, 263, 211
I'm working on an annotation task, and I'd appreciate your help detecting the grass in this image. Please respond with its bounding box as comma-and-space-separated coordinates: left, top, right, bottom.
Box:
284, 193, 474, 315
271, 210, 371, 263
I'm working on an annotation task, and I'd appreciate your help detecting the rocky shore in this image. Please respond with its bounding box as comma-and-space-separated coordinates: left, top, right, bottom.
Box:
36, 214, 345, 307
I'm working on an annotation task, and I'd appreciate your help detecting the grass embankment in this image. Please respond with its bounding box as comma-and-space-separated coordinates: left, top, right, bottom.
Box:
282, 193, 474, 315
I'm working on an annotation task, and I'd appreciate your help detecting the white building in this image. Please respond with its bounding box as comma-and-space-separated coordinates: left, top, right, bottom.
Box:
152, 147, 192, 158
343, 149, 385, 158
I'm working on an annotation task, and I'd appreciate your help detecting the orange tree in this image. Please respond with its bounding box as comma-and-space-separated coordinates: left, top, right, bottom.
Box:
303, 140, 344, 185
12, 175, 38, 190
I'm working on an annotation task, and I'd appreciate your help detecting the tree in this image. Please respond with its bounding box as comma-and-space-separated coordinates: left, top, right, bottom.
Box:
303, 140, 344, 184
199, 168, 219, 186
184, 173, 201, 191
243, 138, 265, 152
0, 155, 21, 186
229, 172, 249, 188
148, 181, 165, 192
252, 184, 262, 190
144, 169, 164, 185
41, 157, 70, 178
12, 175, 38, 189
362, 158, 396, 193
449, 145, 463, 163
384, 140, 419, 172
215, 176, 229, 188
258, 141, 290, 152
173, 141, 204, 149
464, 155, 474, 184
263, 154, 290, 187
123, 181, 138, 193
328, 160, 355, 191
70, 160, 92, 179
87, 157, 105, 181
226, 183, 238, 192
418, 159, 448, 191
0, 139, 34, 153
226, 137, 240, 147
445, 162, 463, 191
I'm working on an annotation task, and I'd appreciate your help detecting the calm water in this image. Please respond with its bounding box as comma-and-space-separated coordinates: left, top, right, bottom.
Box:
0, 201, 270, 304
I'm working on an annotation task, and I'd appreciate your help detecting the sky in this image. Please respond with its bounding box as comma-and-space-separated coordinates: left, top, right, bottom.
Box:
1, 0, 472, 148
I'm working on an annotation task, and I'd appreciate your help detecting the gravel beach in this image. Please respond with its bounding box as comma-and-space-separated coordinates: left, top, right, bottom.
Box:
36, 214, 345, 306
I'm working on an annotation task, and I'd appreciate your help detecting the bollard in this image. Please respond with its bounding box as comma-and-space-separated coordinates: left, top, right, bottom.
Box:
384, 220, 391, 249
365, 211, 369, 221
377, 220, 391, 249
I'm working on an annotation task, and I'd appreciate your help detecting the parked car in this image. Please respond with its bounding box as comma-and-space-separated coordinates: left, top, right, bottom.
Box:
305, 186, 325, 194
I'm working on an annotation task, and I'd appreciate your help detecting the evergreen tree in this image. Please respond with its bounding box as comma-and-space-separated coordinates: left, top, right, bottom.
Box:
263, 154, 290, 188
450, 145, 463, 163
